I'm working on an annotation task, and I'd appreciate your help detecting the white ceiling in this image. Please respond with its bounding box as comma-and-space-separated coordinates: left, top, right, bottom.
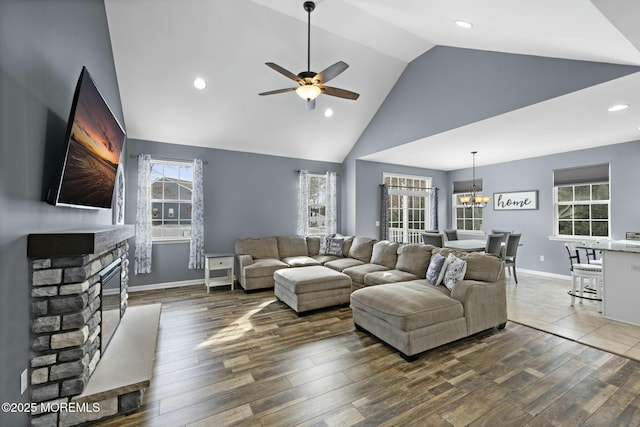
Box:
104, 0, 640, 169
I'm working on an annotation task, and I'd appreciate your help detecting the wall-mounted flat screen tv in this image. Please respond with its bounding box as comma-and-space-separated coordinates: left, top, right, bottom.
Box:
49, 66, 126, 209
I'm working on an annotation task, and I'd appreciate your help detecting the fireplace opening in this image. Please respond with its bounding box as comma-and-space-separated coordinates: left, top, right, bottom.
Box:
100, 258, 122, 354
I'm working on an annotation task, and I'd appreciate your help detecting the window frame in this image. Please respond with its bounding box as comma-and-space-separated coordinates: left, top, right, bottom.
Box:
383, 173, 433, 244
553, 181, 610, 239
150, 159, 194, 244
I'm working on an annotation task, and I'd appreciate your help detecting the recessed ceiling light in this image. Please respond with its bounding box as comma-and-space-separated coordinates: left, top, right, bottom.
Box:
455, 20, 473, 29
608, 104, 628, 112
193, 78, 206, 90
324, 108, 333, 118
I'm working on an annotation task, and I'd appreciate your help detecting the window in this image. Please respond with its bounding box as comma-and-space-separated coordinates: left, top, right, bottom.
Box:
452, 195, 484, 232
452, 179, 485, 233
307, 174, 327, 235
553, 164, 610, 238
383, 173, 433, 243
555, 183, 609, 237
150, 160, 193, 241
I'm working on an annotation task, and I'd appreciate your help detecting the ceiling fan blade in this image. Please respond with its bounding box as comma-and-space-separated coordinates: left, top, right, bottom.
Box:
259, 87, 297, 96
315, 61, 348, 84
265, 62, 302, 83
321, 85, 359, 100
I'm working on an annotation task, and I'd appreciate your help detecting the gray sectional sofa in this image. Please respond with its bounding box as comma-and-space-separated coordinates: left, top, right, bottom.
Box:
235, 235, 507, 360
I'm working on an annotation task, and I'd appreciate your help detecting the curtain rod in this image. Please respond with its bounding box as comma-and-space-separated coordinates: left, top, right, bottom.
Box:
295, 170, 340, 176
381, 184, 439, 191
129, 154, 208, 165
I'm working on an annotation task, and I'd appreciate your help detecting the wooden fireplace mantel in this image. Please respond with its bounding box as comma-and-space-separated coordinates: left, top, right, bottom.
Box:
27, 224, 135, 258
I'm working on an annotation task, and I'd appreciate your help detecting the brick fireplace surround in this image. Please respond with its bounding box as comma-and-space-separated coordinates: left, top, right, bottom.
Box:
27, 225, 140, 426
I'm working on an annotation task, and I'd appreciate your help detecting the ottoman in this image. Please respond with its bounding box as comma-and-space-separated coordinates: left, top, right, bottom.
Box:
274, 266, 352, 315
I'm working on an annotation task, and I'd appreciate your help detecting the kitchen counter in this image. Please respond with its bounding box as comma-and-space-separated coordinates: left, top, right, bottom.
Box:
577, 240, 640, 326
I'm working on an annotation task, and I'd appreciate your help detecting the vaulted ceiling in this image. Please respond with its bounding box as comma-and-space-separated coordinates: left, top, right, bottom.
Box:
105, 0, 640, 170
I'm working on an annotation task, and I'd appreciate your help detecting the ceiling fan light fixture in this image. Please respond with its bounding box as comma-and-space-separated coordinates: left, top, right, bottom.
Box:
296, 84, 321, 101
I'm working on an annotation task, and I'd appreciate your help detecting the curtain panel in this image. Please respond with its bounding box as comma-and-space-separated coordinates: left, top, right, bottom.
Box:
380, 184, 389, 240
134, 154, 152, 274
325, 171, 337, 235
296, 170, 309, 236
189, 158, 205, 269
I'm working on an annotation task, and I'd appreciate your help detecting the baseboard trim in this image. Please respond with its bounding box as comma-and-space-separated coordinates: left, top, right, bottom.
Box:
517, 268, 571, 281
127, 279, 204, 292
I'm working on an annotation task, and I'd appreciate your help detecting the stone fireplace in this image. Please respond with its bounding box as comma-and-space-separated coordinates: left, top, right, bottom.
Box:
27, 225, 136, 426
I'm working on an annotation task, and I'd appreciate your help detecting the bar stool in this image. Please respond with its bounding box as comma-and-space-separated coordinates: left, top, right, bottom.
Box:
565, 243, 603, 312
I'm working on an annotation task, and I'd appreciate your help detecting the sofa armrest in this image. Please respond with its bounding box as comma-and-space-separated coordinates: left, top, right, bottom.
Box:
451, 279, 507, 335
236, 254, 254, 287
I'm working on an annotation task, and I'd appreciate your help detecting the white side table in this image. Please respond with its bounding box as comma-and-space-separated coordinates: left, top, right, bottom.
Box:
204, 253, 235, 293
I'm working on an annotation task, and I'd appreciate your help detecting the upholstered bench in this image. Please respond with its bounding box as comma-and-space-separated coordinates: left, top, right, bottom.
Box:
274, 266, 352, 315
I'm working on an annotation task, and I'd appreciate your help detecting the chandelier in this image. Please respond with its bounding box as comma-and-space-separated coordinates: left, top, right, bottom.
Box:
459, 151, 490, 207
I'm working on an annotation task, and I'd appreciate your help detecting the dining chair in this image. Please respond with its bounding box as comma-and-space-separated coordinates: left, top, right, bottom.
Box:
422, 232, 444, 247
444, 229, 458, 241
565, 242, 602, 312
484, 234, 503, 257
504, 233, 521, 284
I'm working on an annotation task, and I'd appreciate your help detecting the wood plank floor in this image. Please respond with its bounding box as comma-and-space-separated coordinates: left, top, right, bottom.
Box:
94, 283, 640, 426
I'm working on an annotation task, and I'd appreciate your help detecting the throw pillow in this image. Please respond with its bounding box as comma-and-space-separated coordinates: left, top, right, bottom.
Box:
443, 254, 467, 291
426, 253, 447, 285
326, 237, 344, 257
319, 234, 335, 255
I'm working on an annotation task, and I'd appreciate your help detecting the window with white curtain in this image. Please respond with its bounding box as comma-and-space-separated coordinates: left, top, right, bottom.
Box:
150, 159, 194, 241
308, 174, 328, 235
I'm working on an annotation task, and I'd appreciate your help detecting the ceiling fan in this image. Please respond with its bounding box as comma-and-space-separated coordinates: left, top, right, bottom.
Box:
259, 0, 359, 111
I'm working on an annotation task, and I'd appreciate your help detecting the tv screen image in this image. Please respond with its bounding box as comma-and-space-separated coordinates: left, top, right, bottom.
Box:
51, 67, 126, 209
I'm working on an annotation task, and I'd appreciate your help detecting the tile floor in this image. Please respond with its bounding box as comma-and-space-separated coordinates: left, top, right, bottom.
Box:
506, 270, 640, 361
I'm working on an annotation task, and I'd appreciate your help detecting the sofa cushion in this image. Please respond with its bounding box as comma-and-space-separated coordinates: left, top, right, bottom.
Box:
325, 258, 364, 272
348, 236, 377, 262
311, 254, 340, 264
411, 279, 452, 297
442, 254, 467, 291
244, 258, 288, 279
460, 252, 505, 282
277, 236, 308, 259
341, 236, 355, 257
235, 237, 279, 259
396, 244, 433, 277
364, 270, 419, 286
350, 282, 464, 331
432, 248, 505, 282
281, 256, 321, 268
370, 241, 399, 268
306, 236, 321, 256
342, 264, 390, 284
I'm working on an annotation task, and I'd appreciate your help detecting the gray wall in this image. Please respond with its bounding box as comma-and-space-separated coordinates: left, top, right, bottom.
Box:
448, 141, 640, 276
125, 139, 342, 287
342, 46, 640, 235
353, 159, 449, 239
0, 0, 123, 423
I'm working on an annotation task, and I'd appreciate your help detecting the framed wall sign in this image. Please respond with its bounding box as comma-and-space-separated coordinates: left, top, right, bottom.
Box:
493, 190, 538, 211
